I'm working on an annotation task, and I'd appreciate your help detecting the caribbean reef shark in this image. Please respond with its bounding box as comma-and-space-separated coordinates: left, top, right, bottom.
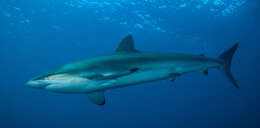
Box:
25, 35, 239, 105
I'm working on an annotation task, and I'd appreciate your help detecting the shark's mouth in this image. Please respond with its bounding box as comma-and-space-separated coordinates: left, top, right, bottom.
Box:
39, 83, 51, 89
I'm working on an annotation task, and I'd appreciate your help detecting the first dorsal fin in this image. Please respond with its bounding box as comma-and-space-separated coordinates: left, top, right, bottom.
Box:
115, 35, 139, 53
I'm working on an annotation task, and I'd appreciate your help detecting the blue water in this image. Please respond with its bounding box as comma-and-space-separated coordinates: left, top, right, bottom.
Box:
0, 0, 259, 128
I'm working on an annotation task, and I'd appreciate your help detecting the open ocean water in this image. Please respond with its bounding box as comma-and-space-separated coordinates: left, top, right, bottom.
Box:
0, 0, 259, 128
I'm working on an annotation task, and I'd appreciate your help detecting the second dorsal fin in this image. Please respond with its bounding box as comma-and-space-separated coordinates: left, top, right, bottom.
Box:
115, 35, 139, 53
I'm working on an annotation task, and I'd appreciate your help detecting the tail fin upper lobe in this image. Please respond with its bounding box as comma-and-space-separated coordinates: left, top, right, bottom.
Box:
219, 43, 239, 88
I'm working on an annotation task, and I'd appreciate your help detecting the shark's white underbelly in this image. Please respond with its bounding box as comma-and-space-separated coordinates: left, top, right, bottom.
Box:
44, 69, 171, 93
44, 74, 92, 93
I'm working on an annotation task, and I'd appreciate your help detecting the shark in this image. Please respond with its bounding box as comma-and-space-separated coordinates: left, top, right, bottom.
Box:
25, 35, 239, 105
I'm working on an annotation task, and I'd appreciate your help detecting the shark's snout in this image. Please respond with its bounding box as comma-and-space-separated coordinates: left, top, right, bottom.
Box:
25, 80, 49, 88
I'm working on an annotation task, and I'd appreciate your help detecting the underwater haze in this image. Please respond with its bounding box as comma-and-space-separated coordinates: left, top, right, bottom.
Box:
0, 0, 259, 128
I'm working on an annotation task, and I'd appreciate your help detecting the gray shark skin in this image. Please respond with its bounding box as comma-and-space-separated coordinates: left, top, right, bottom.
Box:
25, 35, 239, 105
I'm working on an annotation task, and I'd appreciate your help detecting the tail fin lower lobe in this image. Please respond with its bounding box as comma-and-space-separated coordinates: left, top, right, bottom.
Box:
219, 43, 239, 88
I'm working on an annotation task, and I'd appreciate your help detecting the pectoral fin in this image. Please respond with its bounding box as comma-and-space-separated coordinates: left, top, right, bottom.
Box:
86, 91, 105, 105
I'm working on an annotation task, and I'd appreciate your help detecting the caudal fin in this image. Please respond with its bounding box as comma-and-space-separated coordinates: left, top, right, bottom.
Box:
219, 43, 239, 88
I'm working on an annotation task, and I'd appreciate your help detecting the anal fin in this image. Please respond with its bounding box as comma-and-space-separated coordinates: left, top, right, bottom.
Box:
169, 73, 181, 83
170, 77, 176, 82
203, 69, 208, 75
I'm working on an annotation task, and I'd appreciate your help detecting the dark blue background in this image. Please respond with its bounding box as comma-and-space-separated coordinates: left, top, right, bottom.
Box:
0, 0, 259, 128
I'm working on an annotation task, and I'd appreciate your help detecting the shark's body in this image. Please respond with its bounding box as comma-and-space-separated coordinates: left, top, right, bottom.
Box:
25, 35, 239, 105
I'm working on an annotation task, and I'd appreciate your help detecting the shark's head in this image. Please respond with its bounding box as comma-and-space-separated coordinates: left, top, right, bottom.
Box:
25, 74, 53, 89
25, 73, 71, 89
25, 73, 91, 93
